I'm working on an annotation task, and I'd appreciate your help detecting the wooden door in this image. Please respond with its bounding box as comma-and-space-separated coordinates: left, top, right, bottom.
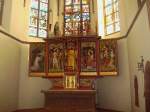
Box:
144, 61, 150, 112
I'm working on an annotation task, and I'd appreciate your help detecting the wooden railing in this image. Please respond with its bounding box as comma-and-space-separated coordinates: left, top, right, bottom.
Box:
0, 0, 146, 44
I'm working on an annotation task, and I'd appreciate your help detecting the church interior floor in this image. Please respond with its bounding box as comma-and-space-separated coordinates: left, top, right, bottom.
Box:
13, 108, 121, 112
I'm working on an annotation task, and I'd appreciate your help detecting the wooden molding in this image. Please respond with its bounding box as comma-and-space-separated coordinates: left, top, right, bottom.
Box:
96, 107, 123, 112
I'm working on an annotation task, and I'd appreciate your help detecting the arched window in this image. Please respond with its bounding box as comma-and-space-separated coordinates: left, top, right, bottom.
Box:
0, 0, 4, 25
29, 0, 48, 38
104, 0, 120, 35
64, 0, 90, 36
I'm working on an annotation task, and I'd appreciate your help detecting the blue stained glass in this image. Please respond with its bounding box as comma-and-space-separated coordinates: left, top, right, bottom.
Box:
38, 28, 47, 37
64, 0, 90, 36
31, 0, 38, 9
29, 27, 37, 36
40, 2, 48, 11
73, 13, 80, 21
65, 15, 71, 22
82, 13, 90, 21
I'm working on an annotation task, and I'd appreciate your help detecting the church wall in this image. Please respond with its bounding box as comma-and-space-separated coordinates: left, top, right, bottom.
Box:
96, 0, 131, 111
18, 44, 51, 109
127, 4, 150, 112
1, 0, 12, 31
0, 28, 20, 112
1, 0, 52, 109
96, 39, 131, 112
123, 0, 139, 30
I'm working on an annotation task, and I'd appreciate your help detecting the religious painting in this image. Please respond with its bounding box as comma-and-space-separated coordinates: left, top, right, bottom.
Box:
79, 78, 94, 89
29, 43, 45, 75
65, 40, 78, 72
49, 43, 65, 72
99, 39, 118, 76
51, 78, 64, 89
81, 42, 96, 72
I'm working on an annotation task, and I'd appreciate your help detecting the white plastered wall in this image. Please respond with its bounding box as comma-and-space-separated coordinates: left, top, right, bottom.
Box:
127, 4, 150, 112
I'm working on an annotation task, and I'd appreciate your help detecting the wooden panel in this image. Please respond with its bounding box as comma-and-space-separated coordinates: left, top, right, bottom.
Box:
42, 90, 96, 112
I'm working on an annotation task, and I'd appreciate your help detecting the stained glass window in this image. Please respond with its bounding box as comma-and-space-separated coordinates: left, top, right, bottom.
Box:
104, 0, 120, 35
29, 0, 48, 38
64, 0, 90, 36
0, 0, 4, 25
